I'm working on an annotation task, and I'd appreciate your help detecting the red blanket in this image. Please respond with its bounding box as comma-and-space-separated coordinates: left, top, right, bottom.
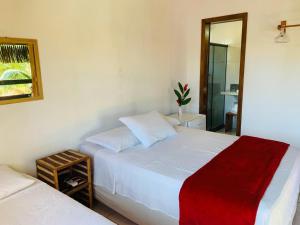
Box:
179, 136, 289, 225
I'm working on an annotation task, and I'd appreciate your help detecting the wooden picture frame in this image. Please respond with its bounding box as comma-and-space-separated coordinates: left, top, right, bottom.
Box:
0, 37, 43, 105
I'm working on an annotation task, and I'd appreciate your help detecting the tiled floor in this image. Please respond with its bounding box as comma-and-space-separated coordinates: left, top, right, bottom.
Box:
216, 127, 237, 136
94, 201, 136, 225
94, 199, 300, 225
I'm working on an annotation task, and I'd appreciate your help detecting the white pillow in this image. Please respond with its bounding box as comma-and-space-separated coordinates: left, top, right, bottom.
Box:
0, 165, 35, 200
164, 116, 181, 126
86, 126, 140, 152
119, 111, 177, 147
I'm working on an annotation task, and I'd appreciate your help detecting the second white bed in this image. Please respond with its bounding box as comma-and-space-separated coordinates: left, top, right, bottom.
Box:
0, 175, 115, 225
80, 127, 300, 225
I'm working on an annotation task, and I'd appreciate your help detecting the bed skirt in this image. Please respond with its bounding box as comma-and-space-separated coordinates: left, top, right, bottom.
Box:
94, 185, 177, 225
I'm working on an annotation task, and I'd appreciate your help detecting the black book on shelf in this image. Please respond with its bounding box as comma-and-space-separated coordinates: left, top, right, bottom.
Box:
64, 176, 86, 188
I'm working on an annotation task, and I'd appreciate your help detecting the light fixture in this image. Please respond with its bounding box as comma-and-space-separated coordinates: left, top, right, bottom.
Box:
275, 20, 300, 43
275, 21, 289, 43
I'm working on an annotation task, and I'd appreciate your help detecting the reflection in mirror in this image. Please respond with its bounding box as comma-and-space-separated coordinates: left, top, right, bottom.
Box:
207, 21, 243, 136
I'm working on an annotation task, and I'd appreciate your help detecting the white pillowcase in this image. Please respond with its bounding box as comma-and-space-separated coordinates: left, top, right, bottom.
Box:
119, 111, 177, 147
0, 165, 35, 200
86, 126, 140, 152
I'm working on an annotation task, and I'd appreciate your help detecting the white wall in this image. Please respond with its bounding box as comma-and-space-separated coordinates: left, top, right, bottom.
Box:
225, 46, 241, 91
224, 46, 240, 128
210, 21, 242, 48
169, 0, 300, 147
0, 0, 178, 174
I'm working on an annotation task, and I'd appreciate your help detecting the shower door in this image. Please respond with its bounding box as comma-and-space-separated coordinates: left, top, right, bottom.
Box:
207, 43, 227, 131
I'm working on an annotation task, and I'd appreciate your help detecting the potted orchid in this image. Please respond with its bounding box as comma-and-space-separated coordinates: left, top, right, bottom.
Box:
174, 82, 191, 118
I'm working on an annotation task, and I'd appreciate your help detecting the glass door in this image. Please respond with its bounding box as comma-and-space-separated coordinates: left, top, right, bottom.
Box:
207, 43, 228, 131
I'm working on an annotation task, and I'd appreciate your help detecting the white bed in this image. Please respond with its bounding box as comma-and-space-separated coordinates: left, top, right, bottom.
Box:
80, 126, 300, 225
0, 172, 115, 225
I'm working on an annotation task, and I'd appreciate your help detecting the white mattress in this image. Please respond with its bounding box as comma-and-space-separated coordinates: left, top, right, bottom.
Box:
80, 127, 300, 225
0, 179, 115, 225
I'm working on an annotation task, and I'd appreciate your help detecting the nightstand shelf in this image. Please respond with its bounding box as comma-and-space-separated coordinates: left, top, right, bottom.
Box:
36, 150, 93, 208
62, 181, 88, 196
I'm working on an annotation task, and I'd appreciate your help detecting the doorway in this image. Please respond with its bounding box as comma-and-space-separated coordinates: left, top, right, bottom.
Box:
200, 13, 248, 136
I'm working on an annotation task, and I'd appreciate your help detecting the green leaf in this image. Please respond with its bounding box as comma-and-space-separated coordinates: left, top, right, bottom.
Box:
174, 89, 182, 100
177, 99, 182, 106
183, 88, 190, 99
178, 82, 184, 94
181, 98, 191, 105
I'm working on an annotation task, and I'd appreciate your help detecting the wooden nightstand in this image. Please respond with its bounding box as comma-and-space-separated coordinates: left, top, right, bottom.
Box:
36, 150, 93, 208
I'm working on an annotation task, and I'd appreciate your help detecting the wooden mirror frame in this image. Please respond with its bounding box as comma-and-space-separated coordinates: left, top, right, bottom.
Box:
199, 13, 248, 136
0, 37, 43, 105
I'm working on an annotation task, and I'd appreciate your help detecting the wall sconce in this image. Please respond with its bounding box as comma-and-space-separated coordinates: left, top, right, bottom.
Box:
275, 20, 300, 43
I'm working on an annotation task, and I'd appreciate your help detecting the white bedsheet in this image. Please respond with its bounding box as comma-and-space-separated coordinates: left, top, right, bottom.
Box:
0, 179, 115, 225
80, 127, 300, 225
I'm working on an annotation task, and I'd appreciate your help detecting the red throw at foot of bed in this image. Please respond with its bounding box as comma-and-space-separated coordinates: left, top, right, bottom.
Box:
179, 135, 289, 225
